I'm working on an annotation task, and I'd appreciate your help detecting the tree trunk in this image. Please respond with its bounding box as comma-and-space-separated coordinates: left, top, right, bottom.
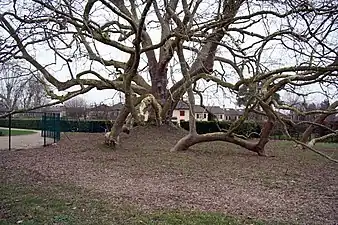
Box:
109, 105, 130, 147
108, 94, 164, 148
152, 67, 169, 104
252, 120, 275, 156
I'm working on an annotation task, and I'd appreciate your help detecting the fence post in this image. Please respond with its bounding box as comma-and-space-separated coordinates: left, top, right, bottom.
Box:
43, 112, 47, 147
8, 113, 11, 151
53, 113, 56, 143
57, 113, 61, 141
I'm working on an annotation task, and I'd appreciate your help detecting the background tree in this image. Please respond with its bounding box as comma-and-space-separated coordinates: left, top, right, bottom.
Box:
0, 0, 337, 161
64, 97, 88, 120
0, 61, 47, 111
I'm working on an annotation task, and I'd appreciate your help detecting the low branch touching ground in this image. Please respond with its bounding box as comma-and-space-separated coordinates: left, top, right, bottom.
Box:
292, 140, 338, 163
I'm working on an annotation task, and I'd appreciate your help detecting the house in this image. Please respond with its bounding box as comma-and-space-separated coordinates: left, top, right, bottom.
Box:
206, 106, 225, 120
8, 105, 67, 118
172, 101, 243, 123
43, 105, 66, 117
110, 102, 124, 120
64, 106, 87, 120
172, 101, 206, 122
88, 104, 111, 120
224, 108, 244, 120
87, 102, 126, 120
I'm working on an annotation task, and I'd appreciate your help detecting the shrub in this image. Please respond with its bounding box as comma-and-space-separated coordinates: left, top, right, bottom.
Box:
180, 120, 261, 136
60, 120, 110, 132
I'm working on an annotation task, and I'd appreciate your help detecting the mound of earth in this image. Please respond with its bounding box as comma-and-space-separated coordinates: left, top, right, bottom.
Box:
119, 124, 188, 149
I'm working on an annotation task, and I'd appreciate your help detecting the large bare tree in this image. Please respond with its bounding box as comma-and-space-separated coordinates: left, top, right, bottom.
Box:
1, 0, 337, 160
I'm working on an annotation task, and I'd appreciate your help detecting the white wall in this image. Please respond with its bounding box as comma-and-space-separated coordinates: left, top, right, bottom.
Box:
172, 110, 209, 122
172, 109, 190, 121
195, 112, 208, 121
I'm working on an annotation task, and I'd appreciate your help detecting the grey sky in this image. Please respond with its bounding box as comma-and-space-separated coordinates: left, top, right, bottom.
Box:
0, 0, 337, 108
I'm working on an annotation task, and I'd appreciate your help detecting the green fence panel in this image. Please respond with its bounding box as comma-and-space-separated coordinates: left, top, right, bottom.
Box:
41, 113, 61, 145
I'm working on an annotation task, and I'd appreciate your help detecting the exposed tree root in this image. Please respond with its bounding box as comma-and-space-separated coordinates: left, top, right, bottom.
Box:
107, 94, 162, 149
170, 132, 268, 156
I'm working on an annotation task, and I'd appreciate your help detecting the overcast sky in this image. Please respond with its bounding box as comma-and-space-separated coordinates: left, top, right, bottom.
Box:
1, 0, 336, 109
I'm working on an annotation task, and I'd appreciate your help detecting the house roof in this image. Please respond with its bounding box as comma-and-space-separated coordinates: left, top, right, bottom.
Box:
223, 108, 244, 115
111, 102, 124, 110
42, 106, 65, 112
87, 102, 124, 112
89, 104, 111, 111
175, 101, 227, 114
194, 106, 207, 113
65, 107, 86, 113
175, 101, 189, 109
206, 106, 224, 114
175, 101, 204, 113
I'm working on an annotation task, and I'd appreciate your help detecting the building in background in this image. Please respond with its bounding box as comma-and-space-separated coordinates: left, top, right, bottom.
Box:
172, 101, 244, 124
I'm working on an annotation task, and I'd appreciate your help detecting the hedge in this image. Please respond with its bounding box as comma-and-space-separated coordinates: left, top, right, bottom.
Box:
1, 118, 336, 142
60, 120, 110, 132
0, 119, 111, 133
0, 118, 261, 135
180, 120, 338, 142
0, 119, 42, 130
180, 120, 261, 136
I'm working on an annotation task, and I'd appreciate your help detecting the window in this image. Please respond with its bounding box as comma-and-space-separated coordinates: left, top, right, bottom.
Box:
219, 115, 223, 120
203, 114, 207, 119
196, 114, 200, 119
180, 111, 185, 116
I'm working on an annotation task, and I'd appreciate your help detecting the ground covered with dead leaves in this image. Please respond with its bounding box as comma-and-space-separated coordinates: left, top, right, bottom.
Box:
1, 125, 337, 224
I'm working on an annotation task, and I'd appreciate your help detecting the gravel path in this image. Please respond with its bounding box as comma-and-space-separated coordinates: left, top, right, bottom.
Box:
0, 128, 54, 150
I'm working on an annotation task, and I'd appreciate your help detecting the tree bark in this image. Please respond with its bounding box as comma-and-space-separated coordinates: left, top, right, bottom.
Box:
170, 131, 267, 155
109, 105, 130, 147
152, 60, 169, 105
251, 120, 275, 156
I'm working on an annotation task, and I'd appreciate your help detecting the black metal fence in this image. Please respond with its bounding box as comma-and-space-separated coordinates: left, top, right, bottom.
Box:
0, 111, 61, 150
41, 112, 61, 145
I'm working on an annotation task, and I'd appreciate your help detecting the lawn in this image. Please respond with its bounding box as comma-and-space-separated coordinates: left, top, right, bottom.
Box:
0, 125, 337, 225
0, 128, 37, 136
0, 183, 269, 225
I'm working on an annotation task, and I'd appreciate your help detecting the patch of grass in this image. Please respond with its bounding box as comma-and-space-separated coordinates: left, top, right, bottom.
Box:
0, 128, 37, 136
0, 183, 132, 225
0, 183, 275, 225
315, 142, 338, 149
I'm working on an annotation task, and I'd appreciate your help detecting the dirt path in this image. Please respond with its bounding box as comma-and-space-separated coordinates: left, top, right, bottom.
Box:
1, 126, 337, 225
0, 128, 54, 150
